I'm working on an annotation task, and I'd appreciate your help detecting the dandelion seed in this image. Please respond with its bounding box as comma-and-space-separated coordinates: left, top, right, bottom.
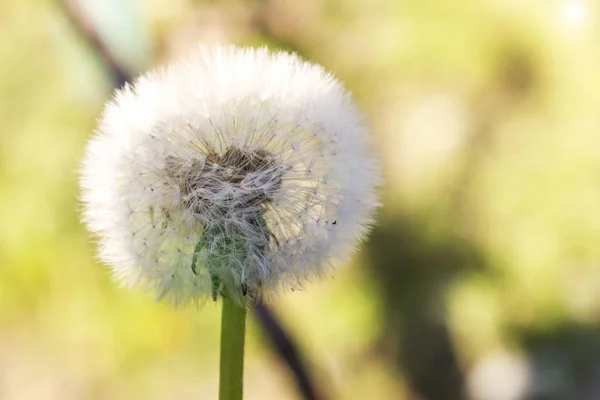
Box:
80, 45, 381, 305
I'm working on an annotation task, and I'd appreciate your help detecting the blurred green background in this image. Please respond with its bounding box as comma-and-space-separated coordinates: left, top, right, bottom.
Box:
2, 0, 600, 399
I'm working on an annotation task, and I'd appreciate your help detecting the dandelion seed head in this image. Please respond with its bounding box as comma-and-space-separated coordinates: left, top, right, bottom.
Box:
80, 45, 381, 304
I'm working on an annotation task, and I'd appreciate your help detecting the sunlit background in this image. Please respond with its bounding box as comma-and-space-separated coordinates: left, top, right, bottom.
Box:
2, 0, 600, 399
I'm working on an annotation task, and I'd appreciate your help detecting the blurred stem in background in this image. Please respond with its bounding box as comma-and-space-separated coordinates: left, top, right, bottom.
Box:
58, 1, 327, 399
254, 303, 324, 400
367, 215, 479, 400
59, 0, 129, 87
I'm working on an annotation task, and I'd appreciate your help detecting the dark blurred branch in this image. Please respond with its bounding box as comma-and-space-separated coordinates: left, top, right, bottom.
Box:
367, 215, 476, 400
58, 0, 130, 87
254, 302, 326, 400
58, 3, 326, 399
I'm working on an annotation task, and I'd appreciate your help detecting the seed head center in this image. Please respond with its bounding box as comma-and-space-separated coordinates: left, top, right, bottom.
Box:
165, 146, 285, 219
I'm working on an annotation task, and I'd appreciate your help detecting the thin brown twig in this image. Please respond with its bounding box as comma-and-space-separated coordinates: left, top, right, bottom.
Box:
58, 0, 131, 87
254, 302, 327, 400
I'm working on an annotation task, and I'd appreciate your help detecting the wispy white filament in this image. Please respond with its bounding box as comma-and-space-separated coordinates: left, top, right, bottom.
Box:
80, 45, 380, 304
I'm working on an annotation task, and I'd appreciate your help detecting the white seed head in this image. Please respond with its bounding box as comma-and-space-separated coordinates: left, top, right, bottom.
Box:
80, 45, 381, 304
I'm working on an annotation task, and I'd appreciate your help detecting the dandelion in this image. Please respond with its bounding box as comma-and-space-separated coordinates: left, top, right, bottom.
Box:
81, 45, 380, 304
80, 45, 380, 400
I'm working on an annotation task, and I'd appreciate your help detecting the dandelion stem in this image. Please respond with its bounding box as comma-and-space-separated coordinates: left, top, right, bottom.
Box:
219, 295, 247, 400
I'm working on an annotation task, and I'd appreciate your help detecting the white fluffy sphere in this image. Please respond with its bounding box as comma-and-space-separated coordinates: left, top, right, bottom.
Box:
80, 46, 380, 304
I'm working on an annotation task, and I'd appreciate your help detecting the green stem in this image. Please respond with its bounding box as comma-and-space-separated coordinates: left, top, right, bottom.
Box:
219, 295, 247, 400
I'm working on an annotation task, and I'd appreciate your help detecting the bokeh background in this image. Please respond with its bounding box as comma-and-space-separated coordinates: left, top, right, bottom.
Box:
2, 0, 600, 399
